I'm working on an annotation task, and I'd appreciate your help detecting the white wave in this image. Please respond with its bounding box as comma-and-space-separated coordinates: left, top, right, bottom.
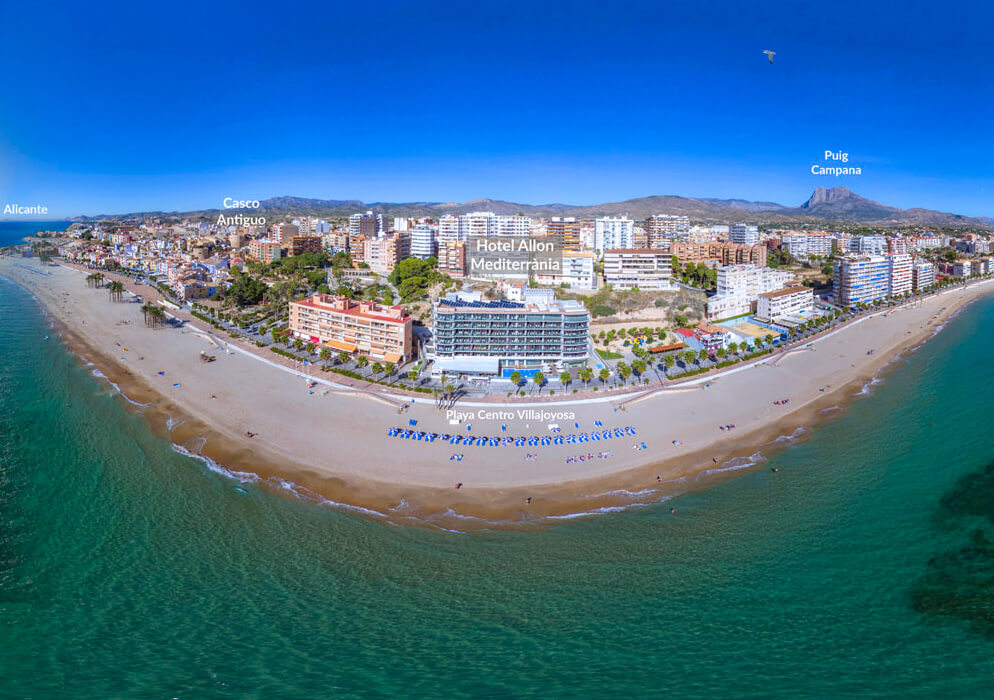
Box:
855, 376, 884, 396
543, 498, 670, 520
819, 405, 841, 414
171, 444, 260, 484
700, 451, 765, 477
165, 416, 184, 431
91, 368, 106, 379
594, 487, 658, 498
773, 427, 806, 443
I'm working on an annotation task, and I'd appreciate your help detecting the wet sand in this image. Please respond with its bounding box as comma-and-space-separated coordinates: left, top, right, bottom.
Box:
2, 256, 992, 529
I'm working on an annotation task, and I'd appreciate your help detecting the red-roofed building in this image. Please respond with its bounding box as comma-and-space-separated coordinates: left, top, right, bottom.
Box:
289, 295, 413, 363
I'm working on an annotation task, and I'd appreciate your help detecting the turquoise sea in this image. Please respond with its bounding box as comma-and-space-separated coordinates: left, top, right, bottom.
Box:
2, 268, 994, 697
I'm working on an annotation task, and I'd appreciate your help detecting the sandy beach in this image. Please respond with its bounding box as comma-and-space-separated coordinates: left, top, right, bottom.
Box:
3, 256, 992, 527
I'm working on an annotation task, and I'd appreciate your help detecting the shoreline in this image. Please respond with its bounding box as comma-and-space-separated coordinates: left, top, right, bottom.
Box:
3, 257, 991, 530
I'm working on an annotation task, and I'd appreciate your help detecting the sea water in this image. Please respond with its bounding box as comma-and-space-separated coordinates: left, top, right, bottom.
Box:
2, 272, 994, 697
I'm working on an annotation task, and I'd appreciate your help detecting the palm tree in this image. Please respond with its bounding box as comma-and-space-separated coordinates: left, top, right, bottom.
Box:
560, 370, 571, 389
632, 359, 647, 377
578, 366, 593, 389
663, 353, 675, 372
727, 341, 738, 355
765, 334, 774, 347
384, 362, 396, 380
510, 370, 523, 389
407, 369, 418, 384
683, 351, 696, 367
599, 367, 610, 384
319, 347, 332, 368
716, 347, 727, 359
356, 355, 369, 378
372, 361, 383, 376
293, 338, 304, 352
618, 364, 632, 385
532, 371, 546, 394
148, 306, 166, 328
305, 341, 316, 355
140, 302, 152, 326
93, 273, 105, 288
107, 281, 125, 301
338, 351, 349, 365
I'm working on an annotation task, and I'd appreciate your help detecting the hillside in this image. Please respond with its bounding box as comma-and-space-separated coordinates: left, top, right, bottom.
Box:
72, 188, 991, 228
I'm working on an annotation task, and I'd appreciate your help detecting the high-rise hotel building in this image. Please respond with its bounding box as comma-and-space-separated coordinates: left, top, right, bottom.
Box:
833, 254, 890, 306
289, 295, 413, 363
430, 289, 589, 376
645, 215, 690, 247
594, 217, 634, 254
547, 217, 582, 251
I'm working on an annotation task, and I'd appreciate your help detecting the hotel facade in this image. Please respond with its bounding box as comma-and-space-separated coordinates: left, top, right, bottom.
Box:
755, 286, 815, 323
833, 254, 890, 306
430, 290, 589, 377
289, 295, 413, 363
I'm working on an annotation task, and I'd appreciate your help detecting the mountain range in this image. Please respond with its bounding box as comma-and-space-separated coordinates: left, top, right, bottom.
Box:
74, 187, 991, 228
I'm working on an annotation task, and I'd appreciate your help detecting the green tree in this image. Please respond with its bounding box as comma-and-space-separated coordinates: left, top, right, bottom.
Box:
663, 353, 675, 370
356, 355, 369, 377
618, 364, 632, 385
510, 370, 523, 388
407, 369, 418, 383
384, 362, 396, 378
532, 371, 546, 393
372, 361, 383, 376
599, 367, 610, 383
338, 351, 350, 365
319, 347, 332, 367
560, 370, 571, 388
578, 366, 593, 388
683, 351, 696, 366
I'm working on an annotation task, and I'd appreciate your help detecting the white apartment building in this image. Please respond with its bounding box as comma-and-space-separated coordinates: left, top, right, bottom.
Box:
706, 264, 794, 319
887, 254, 913, 296
912, 260, 936, 291
594, 217, 634, 254
602, 249, 674, 290
910, 235, 948, 250
438, 215, 460, 243
437, 212, 532, 242
729, 224, 759, 247
848, 235, 887, 256
534, 251, 596, 290
349, 211, 383, 239
953, 260, 973, 278
780, 232, 835, 260
409, 223, 437, 260
755, 286, 815, 323
833, 254, 889, 306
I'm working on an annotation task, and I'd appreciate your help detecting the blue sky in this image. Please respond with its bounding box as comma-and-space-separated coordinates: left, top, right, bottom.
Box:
2, 0, 993, 218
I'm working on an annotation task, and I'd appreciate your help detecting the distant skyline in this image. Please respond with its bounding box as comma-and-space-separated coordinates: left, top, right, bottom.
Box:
2, 0, 994, 218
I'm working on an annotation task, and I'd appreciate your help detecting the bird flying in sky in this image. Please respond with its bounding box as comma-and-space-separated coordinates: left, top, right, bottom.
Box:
763, 50, 775, 64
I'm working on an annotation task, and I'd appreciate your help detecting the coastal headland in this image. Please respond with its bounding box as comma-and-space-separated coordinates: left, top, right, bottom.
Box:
2, 257, 992, 529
